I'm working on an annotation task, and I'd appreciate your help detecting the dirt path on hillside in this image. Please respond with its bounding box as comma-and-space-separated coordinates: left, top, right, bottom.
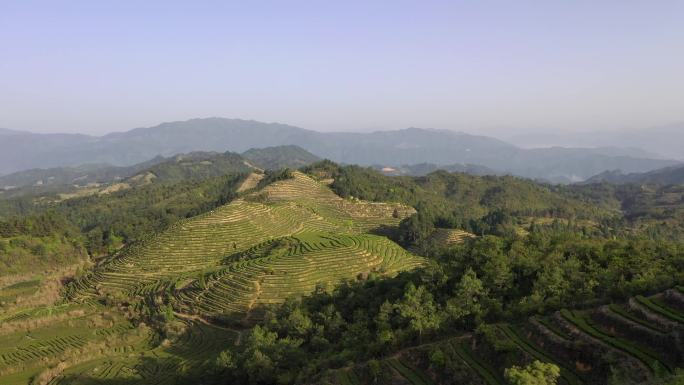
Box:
237, 172, 265, 192
173, 311, 244, 345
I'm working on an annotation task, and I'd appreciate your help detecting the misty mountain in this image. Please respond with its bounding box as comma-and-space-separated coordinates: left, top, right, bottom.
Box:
373, 163, 501, 177
0, 129, 96, 176
0, 118, 678, 182
508, 123, 684, 160
0, 163, 145, 190
0, 145, 321, 192
242, 145, 321, 170
0, 128, 25, 135
585, 165, 684, 186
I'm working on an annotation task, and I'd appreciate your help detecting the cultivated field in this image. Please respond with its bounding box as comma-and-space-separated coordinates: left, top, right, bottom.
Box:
322, 288, 684, 385
2, 171, 424, 384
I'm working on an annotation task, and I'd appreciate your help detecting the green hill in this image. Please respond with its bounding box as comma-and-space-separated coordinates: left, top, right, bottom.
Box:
0, 118, 678, 182
0, 171, 424, 383
4, 161, 684, 385
319, 288, 684, 385
67, 171, 423, 319
242, 145, 321, 170
585, 165, 684, 185
0, 146, 320, 199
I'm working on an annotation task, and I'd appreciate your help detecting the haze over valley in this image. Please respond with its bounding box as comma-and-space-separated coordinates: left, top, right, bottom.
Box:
1, 118, 682, 184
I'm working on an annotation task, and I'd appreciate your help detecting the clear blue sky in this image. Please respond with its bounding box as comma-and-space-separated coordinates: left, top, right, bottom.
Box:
1, 1, 683, 135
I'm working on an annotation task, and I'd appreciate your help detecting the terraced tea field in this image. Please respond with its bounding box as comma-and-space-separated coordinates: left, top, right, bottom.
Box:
174, 232, 425, 322
0, 171, 426, 384
0, 300, 238, 385
0, 279, 41, 305
65, 172, 422, 324
427, 228, 475, 247
4, 167, 684, 384
323, 288, 684, 385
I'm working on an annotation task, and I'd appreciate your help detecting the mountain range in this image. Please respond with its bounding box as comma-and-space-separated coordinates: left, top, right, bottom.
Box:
1, 118, 680, 182
0, 145, 322, 193
508, 122, 684, 160
585, 164, 684, 185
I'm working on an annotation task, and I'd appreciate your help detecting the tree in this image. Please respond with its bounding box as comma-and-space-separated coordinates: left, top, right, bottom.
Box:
215, 350, 236, 371
376, 300, 395, 345
164, 303, 175, 322
446, 268, 487, 323
504, 361, 560, 385
284, 307, 313, 338
368, 359, 382, 384
398, 212, 434, 247
396, 284, 442, 341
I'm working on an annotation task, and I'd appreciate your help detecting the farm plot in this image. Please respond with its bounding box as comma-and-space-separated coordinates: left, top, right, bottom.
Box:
67, 172, 414, 300
0, 305, 149, 384
174, 233, 426, 321
558, 309, 671, 378
5, 172, 425, 384
0, 279, 41, 305
53, 319, 237, 385
428, 228, 475, 247
321, 290, 684, 385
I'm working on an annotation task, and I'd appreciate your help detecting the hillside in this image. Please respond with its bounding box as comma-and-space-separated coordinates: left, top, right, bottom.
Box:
509, 123, 684, 160
374, 163, 501, 177
0, 153, 250, 202
70, 170, 422, 308
0, 158, 168, 190
242, 145, 321, 170
0, 171, 424, 383
0, 118, 678, 182
306, 163, 619, 231
2, 162, 684, 384
320, 288, 684, 385
585, 165, 684, 185
0, 146, 321, 199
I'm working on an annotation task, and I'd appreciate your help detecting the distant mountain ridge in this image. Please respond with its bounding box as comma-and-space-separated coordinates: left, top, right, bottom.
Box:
0, 145, 321, 190
0, 161, 158, 190
0, 128, 25, 135
0, 118, 679, 182
242, 145, 321, 170
585, 165, 684, 185
508, 123, 684, 160
373, 162, 501, 177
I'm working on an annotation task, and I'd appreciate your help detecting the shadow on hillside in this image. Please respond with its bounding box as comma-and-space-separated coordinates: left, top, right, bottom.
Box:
55, 270, 425, 384
57, 344, 224, 384
367, 224, 401, 240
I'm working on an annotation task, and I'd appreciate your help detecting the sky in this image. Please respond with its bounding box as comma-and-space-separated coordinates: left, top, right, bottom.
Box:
1, 1, 683, 135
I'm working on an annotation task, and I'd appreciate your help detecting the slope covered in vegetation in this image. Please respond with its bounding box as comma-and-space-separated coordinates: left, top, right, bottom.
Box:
0, 170, 425, 384
3, 160, 684, 385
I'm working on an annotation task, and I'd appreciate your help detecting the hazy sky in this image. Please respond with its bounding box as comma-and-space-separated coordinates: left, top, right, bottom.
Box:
1, 1, 683, 135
